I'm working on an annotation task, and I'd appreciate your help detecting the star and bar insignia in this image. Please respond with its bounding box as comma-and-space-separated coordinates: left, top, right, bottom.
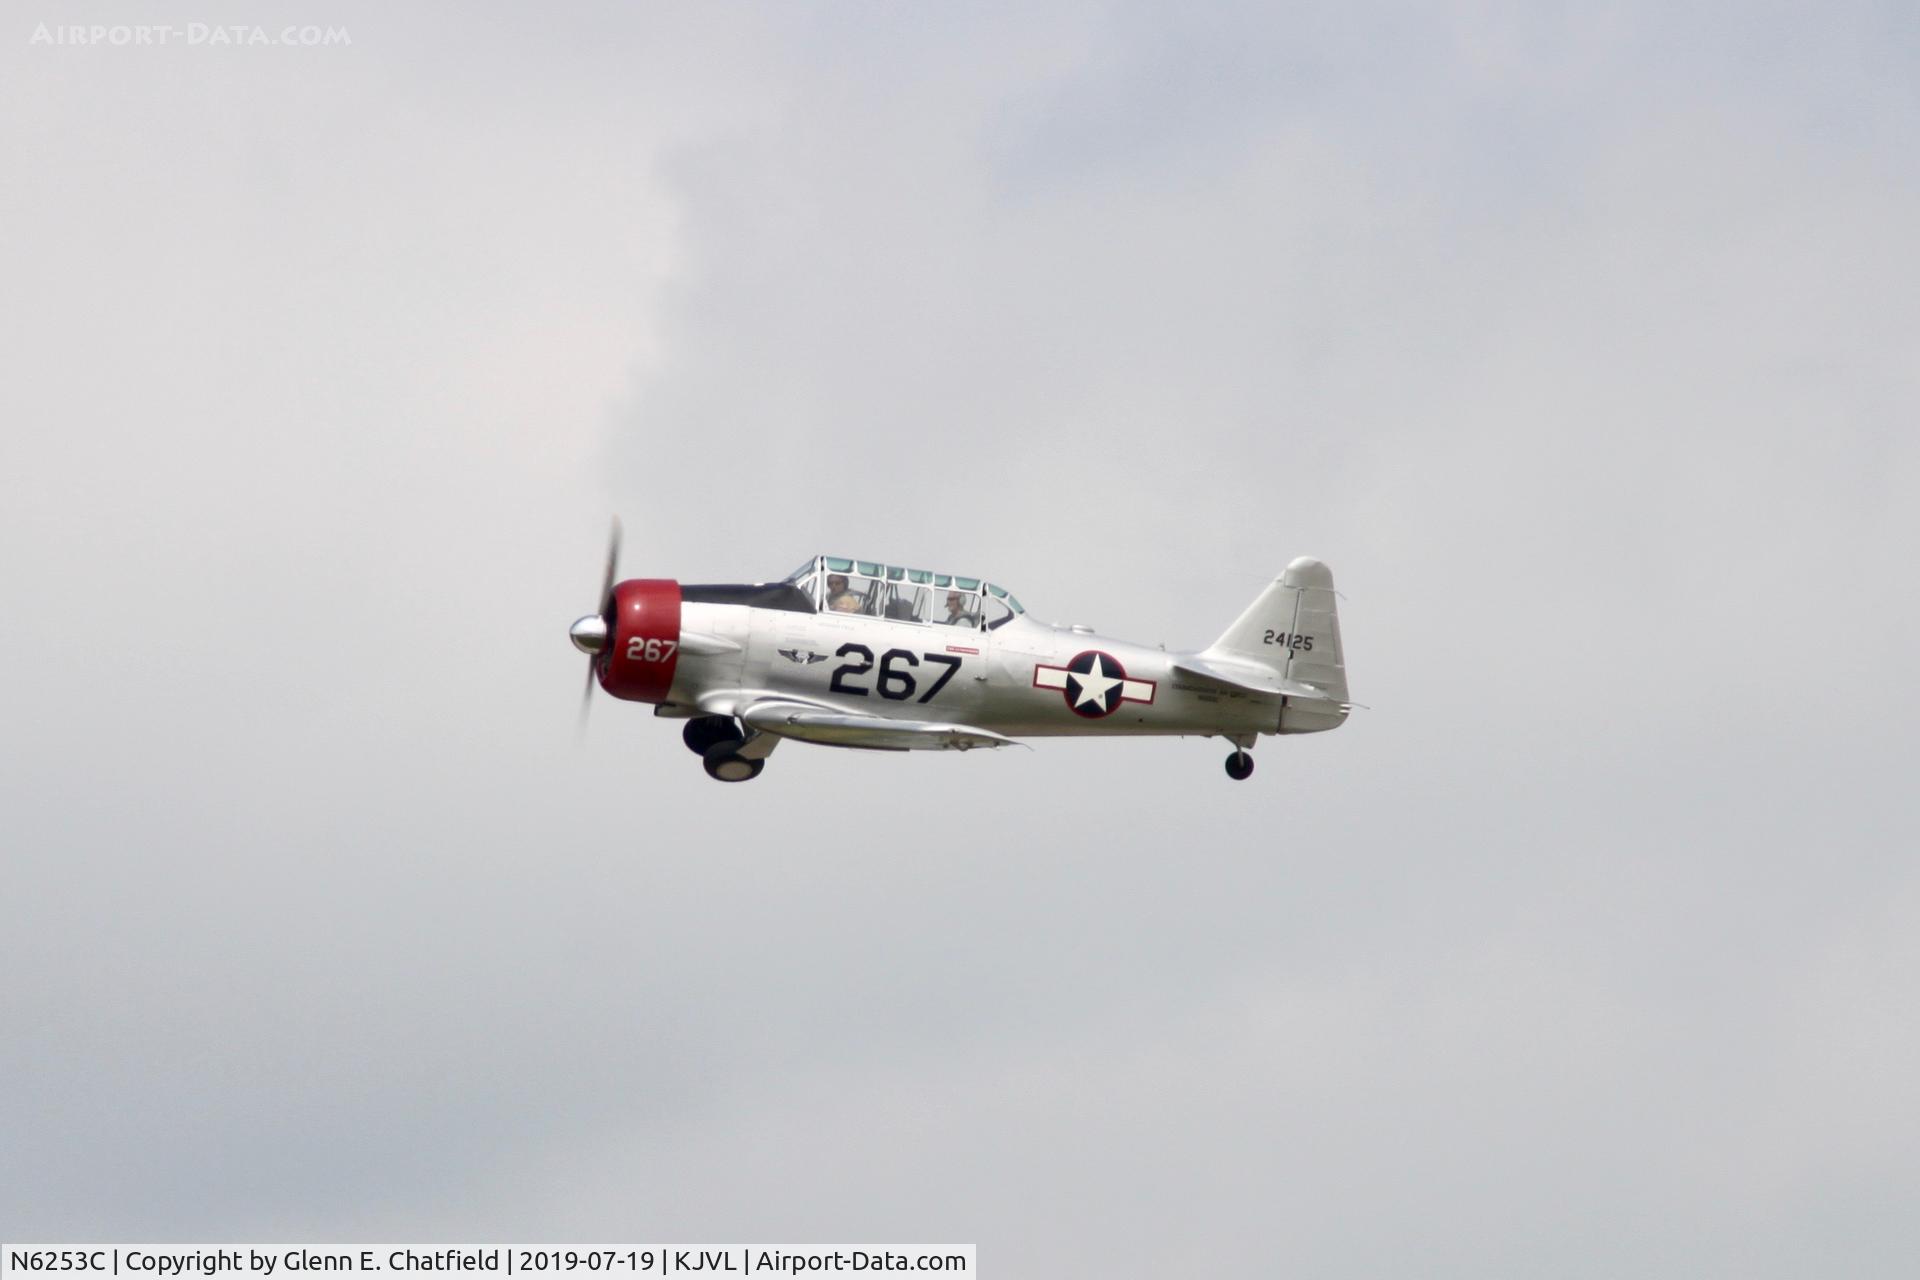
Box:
1032, 650, 1156, 718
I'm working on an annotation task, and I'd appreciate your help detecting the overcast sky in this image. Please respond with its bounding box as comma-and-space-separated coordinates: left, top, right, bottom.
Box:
3, 2, 1918, 1274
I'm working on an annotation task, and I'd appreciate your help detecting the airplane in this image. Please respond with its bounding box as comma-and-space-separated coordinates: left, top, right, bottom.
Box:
569, 523, 1352, 782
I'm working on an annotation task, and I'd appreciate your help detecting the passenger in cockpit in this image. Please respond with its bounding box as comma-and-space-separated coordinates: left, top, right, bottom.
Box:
941, 590, 975, 626
827, 574, 861, 613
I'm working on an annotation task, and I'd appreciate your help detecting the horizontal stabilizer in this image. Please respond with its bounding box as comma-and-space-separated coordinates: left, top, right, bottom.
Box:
740, 701, 1019, 752
1171, 654, 1344, 702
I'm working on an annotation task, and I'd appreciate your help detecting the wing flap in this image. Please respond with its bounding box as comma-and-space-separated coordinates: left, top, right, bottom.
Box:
740, 701, 1019, 751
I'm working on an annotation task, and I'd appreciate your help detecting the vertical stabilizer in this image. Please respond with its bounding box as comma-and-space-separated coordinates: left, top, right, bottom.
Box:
1205, 557, 1349, 731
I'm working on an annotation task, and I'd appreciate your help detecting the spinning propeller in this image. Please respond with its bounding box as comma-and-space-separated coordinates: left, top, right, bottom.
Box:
571, 517, 622, 732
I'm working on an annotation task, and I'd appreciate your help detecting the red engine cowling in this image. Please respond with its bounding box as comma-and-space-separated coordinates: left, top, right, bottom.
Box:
598, 579, 682, 703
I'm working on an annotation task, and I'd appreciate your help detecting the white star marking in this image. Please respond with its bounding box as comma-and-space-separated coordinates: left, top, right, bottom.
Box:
1068, 654, 1121, 710
1032, 654, 1156, 711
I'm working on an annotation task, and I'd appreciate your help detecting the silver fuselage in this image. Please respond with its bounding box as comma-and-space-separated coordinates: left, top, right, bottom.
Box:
667, 602, 1285, 739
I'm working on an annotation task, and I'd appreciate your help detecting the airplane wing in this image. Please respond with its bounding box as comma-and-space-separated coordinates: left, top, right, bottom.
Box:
1170, 654, 1347, 703
739, 700, 1020, 752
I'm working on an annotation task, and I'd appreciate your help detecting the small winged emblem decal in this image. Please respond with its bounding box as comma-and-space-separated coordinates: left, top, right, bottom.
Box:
779, 648, 830, 665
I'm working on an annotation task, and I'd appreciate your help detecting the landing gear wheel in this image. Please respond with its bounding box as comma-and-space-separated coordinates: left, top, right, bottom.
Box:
703, 742, 764, 783
1225, 750, 1254, 781
684, 715, 744, 756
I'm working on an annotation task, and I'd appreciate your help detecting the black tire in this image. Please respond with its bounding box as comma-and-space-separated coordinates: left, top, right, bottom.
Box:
703, 742, 764, 782
1224, 751, 1254, 781
684, 715, 744, 756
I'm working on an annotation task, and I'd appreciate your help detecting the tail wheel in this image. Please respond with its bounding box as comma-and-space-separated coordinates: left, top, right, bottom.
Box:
683, 715, 745, 756
703, 742, 764, 783
1225, 750, 1254, 781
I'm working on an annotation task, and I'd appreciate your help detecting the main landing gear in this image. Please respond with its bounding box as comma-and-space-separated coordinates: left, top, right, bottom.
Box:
683, 714, 769, 783
1224, 750, 1255, 781
703, 742, 764, 782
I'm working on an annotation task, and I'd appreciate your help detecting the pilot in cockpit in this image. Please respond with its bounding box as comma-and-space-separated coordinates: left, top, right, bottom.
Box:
941, 590, 976, 626
826, 574, 861, 613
